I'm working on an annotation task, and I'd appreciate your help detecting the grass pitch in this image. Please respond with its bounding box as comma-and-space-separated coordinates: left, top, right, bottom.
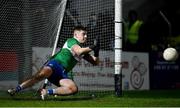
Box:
0, 90, 180, 107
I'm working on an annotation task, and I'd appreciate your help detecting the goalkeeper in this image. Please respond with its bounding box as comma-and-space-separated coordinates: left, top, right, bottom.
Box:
8, 25, 100, 100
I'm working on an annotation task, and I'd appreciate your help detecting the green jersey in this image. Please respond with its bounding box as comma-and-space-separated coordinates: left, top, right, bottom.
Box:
53, 37, 81, 72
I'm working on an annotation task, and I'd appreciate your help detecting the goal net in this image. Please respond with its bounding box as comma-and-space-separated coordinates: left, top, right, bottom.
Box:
0, 0, 115, 96
62, 0, 115, 95
0, 0, 67, 90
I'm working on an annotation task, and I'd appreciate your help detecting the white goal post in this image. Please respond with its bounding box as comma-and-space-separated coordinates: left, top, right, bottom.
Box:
114, 0, 123, 96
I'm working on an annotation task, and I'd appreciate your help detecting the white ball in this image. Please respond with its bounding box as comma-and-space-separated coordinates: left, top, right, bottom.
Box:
163, 47, 178, 61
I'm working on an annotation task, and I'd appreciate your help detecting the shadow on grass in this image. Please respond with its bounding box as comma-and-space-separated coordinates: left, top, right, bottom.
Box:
0, 93, 94, 101
1, 90, 180, 101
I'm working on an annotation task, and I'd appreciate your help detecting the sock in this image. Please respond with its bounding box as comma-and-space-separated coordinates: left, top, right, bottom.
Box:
15, 85, 22, 92
47, 89, 55, 95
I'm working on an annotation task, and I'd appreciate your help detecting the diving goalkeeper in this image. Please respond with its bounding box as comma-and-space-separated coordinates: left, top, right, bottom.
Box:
8, 25, 100, 100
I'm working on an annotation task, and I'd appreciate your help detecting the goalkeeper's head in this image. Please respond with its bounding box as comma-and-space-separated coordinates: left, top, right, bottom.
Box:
73, 25, 87, 43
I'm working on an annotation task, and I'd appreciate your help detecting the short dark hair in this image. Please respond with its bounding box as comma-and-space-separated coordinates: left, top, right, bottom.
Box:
73, 25, 87, 32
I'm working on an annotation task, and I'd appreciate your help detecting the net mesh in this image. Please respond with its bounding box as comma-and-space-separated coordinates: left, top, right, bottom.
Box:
57, 0, 115, 95
0, 0, 66, 89
0, 0, 115, 96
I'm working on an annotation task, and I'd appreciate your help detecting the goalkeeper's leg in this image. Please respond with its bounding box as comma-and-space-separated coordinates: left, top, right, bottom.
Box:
40, 79, 78, 100
8, 67, 53, 96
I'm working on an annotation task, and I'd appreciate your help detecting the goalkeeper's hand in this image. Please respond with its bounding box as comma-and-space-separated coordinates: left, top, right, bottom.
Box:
89, 37, 100, 57
89, 40, 97, 50
94, 46, 100, 57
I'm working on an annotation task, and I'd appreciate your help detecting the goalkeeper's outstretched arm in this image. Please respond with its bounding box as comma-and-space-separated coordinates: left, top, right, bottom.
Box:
82, 37, 100, 65
71, 44, 99, 65
83, 53, 99, 65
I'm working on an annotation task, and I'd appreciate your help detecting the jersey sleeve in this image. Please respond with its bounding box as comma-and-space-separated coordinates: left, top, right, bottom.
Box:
67, 38, 80, 49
